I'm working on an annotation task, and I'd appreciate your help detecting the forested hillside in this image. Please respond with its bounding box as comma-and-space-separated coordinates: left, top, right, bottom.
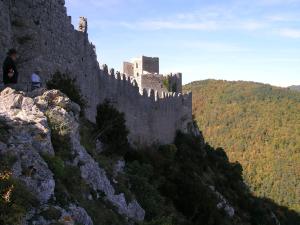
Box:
184, 80, 300, 213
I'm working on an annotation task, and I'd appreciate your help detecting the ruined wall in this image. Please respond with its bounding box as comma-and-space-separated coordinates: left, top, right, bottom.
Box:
0, 0, 192, 145
133, 57, 142, 76
141, 56, 159, 74
136, 74, 168, 97
132, 56, 159, 76
136, 73, 182, 97
123, 61, 134, 76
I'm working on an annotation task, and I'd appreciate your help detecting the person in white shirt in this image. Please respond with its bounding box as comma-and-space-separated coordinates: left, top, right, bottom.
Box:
31, 70, 42, 91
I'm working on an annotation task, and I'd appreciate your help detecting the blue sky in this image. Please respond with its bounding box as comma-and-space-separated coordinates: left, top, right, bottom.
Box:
65, 0, 300, 86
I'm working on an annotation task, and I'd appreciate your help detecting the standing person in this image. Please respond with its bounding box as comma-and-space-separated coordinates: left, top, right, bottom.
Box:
31, 69, 42, 91
2, 48, 19, 88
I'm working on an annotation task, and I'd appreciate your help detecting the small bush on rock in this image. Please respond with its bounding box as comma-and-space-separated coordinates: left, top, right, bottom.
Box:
96, 100, 129, 155
46, 111, 74, 161
40, 207, 62, 221
0, 154, 39, 225
0, 154, 16, 172
0, 119, 10, 143
47, 71, 87, 112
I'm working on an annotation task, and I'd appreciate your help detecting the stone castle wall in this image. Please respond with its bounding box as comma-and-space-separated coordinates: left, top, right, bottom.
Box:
122, 57, 183, 96
136, 74, 168, 97
137, 73, 183, 96
140, 56, 159, 74
0, 0, 192, 145
123, 62, 134, 76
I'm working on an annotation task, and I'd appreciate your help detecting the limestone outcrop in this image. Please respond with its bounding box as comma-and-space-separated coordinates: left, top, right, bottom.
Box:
0, 88, 145, 224
0, 88, 55, 204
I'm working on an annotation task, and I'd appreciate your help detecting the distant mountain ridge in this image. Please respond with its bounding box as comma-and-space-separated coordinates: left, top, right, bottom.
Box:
184, 79, 300, 213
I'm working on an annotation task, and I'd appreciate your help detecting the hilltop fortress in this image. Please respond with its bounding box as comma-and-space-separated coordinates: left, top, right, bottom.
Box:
0, 0, 192, 145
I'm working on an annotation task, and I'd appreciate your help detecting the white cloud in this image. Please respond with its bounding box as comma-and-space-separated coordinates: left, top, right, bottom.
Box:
257, 0, 300, 5
239, 21, 266, 30
67, 0, 300, 39
117, 3, 268, 32
266, 12, 300, 22
181, 41, 250, 52
278, 28, 300, 38
120, 18, 266, 32
120, 20, 218, 31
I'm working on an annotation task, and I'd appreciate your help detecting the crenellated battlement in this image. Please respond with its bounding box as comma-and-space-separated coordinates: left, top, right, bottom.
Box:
99, 63, 191, 114
0, 0, 193, 145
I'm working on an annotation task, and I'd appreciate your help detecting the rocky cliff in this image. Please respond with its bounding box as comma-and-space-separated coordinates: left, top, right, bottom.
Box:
0, 88, 144, 225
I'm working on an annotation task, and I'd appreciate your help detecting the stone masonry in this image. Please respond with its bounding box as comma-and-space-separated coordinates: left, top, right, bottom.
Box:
123, 56, 183, 97
0, 0, 192, 145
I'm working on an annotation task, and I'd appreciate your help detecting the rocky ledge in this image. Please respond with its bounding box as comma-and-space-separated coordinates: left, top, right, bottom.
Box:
0, 88, 145, 225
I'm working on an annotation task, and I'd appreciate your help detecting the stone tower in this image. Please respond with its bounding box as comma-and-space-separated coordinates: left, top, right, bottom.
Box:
123, 56, 183, 96
78, 16, 88, 33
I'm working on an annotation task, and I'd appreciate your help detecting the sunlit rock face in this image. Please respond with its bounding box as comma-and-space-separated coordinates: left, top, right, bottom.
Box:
0, 88, 145, 224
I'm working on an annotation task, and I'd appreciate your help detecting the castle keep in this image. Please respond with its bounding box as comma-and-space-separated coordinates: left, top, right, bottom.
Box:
123, 56, 183, 97
0, 0, 192, 145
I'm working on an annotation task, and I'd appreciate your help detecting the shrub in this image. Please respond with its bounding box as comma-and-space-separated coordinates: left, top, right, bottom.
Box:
0, 153, 39, 225
158, 144, 177, 159
79, 118, 118, 177
49, 223, 65, 225
47, 72, 87, 112
0, 154, 16, 172
46, 111, 74, 161
126, 161, 168, 221
162, 77, 170, 91
0, 119, 10, 143
40, 207, 62, 221
44, 108, 128, 225
140, 217, 174, 225
42, 155, 65, 179
44, 153, 127, 225
79, 118, 97, 156
96, 100, 129, 155
0, 179, 39, 225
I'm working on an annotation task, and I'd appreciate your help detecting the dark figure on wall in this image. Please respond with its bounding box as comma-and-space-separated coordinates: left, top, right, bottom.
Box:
2, 48, 19, 87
